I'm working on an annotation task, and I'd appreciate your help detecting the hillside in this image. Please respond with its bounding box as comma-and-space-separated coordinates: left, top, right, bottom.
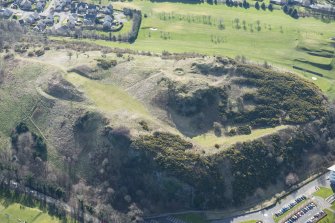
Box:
0, 34, 335, 222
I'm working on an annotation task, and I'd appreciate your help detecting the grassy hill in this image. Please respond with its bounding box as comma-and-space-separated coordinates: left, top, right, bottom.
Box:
56, 0, 335, 98
0, 28, 335, 220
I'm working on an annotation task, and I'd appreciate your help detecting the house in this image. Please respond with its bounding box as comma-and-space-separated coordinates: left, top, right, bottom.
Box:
25, 15, 35, 24
87, 4, 97, 14
270, 0, 286, 5
77, 2, 87, 14
102, 15, 112, 30
310, 3, 335, 12
83, 13, 95, 25
70, 2, 77, 13
290, 0, 302, 5
123, 8, 132, 16
11, 3, 18, 9
36, 1, 45, 12
19, 0, 32, 11
36, 20, 46, 30
44, 16, 54, 26
104, 7, 112, 15
67, 15, 76, 28
0, 8, 13, 18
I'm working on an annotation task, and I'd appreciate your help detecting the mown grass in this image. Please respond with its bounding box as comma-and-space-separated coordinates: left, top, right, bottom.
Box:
193, 125, 288, 149
313, 187, 334, 199
0, 202, 63, 223
59, 0, 335, 97
318, 209, 335, 223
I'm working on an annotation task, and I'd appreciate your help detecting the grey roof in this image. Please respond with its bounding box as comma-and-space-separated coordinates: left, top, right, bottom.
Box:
3, 8, 13, 17
104, 15, 112, 22
20, 0, 32, 9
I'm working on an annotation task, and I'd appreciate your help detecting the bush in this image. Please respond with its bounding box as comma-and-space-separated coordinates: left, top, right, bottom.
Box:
255, 1, 260, 9
228, 128, 237, 136
15, 122, 29, 134
139, 120, 150, 131
27, 51, 34, 57
34, 49, 45, 57
237, 125, 251, 135
96, 59, 117, 70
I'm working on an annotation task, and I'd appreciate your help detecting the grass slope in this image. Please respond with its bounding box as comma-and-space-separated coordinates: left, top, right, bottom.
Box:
318, 209, 335, 223
193, 125, 288, 150
313, 187, 334, 199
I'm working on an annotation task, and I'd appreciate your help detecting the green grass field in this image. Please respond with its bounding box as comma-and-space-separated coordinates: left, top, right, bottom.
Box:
313, 187, 334, 199
58, 0, 335, 98
0, 202, 63, 223
318, 209, 335, 223
193, 125, 288, 150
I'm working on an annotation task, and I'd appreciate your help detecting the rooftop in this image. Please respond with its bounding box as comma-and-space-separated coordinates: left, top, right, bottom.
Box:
328, 165, 335, 171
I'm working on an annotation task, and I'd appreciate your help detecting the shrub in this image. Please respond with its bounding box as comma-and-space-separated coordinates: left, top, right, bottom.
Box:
96, 59, 117, 70
237, 125, 251, 135
16, 122, 29, 134
255, 1, 260, 9
27, 51, 34, 57
228, 128, 237, 136
34, 49, 45, 57
139, 120, 150, 131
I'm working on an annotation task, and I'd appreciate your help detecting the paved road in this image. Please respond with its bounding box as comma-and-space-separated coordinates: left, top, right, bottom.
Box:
212, 172, 331, 223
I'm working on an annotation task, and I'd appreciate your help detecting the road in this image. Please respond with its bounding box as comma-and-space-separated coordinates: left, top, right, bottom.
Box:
212, 172, 331, 223
145, 172, 333, 223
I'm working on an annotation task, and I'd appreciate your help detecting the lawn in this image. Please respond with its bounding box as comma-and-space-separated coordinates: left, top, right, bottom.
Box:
175, 213, 209, 223
59, 0, 335, 98
313, 187, 334, 199
0, 202, 63, 223
193, 125, 288, 151
318, 209, 335, 223
330, 202, 335, 211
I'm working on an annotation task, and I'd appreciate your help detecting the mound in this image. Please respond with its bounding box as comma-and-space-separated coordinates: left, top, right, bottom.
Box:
154, 58, 327, 138
68, 65, 101, 80
46, 75, 85, 102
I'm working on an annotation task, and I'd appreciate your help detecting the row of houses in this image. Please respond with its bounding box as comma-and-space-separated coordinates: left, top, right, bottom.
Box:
270, 0, 311, 6
12, 0, 48, 12
17, 12, 54, 31
270, 0, 335, 12
54, 0, 113, 15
